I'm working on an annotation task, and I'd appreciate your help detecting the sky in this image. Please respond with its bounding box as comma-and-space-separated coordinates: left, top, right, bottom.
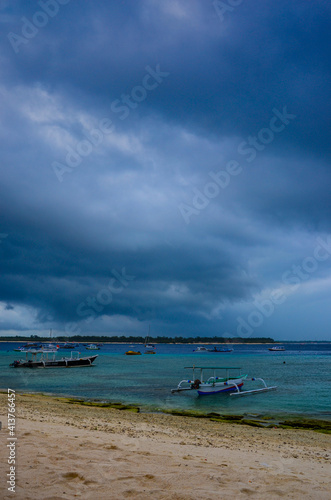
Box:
0, 0, 330, 341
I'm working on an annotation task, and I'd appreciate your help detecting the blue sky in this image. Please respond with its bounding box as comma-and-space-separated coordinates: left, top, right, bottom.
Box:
0, 0, 330, 340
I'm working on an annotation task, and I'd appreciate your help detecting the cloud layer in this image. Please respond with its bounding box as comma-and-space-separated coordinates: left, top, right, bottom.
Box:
1, 0, 331, 339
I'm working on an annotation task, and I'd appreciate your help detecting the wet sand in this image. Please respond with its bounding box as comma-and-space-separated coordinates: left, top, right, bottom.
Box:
0, 392, 330, 499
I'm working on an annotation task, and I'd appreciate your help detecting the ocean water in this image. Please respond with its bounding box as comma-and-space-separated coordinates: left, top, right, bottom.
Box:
1, 342, 330, 419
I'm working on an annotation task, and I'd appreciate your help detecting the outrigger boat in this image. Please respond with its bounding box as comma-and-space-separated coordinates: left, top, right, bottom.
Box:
193, 346, 233, 353
14, 343, 59, 352
268, 345, 285, 351
60, 342, 78, 349
85, 344, 100, 350
171, 366, 277, 396
10, 350, 98, 368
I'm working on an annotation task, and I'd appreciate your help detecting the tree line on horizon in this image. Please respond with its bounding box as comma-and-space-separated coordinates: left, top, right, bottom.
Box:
1, 334, 275, 343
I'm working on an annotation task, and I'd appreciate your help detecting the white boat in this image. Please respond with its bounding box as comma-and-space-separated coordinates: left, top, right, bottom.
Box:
85, 344, 100, 350
41, 343, 59, 352
268, 346, 285, 351
14, 343, 59, 352
172, 366, 277, 397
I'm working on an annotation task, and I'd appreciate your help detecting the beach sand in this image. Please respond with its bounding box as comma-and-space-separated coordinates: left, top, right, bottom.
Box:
1, 393, 330, 499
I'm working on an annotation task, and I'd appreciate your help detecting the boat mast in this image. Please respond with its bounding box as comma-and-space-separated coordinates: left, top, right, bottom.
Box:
145, 324, 151, 346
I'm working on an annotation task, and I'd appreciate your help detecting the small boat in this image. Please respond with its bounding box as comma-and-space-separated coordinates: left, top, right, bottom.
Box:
85, 344, 100, 350
14, 343, 59, 352
144, 343, 156, 354
172, 366, 246, 395
13, 342, 42, 351
144, 326, 156, 354
10, 350, 98, 368
60, 342, 77, 349
193, 346, 233, 353
41, 343, 59, 352
208, 346, 233, 353
125, 350, 142, 355
268, 346, 285, 351
171, 366, 277, 397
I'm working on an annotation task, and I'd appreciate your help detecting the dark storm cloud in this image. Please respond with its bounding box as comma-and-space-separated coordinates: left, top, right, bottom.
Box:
0, 0, 330, 339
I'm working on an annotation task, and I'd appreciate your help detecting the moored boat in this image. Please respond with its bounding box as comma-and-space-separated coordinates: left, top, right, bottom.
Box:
193, 346, 233, 353
171, 366, 277, 397
60, 342, 77, 349
14, 342, 59, 352
144, 343, 156, 354
85, 344, 100, 350
144, 326, 156, 354
268, 346, 285, 351
208, 346, 233, 352
10, 350, 98, 368
172, 366, 246, 395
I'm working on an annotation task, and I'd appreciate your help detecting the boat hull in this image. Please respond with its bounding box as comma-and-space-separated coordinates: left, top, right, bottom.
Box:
11, 355, 98, 368
197, 379, 244, 395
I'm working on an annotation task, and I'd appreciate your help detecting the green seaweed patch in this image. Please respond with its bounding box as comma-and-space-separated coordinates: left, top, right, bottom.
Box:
240, 419, 267, 428
209, 415, 280, 428
164, 409, 236, 419
278, 418, 331, 433
206, 412, 221, 418
219, 414, 243, 421
163, 409, 209, 418
209, 416, 242, 424
65, 400, 140, 412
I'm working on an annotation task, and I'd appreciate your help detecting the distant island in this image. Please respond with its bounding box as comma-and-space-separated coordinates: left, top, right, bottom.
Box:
0, 335, 276, 343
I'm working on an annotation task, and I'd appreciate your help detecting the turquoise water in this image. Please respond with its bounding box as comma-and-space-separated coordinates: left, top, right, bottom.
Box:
1, 343, 330, 419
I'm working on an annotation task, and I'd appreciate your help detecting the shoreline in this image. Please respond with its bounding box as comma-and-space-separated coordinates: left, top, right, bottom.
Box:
0, 392, 330, 499
0, 341, 282, 344
1, 389, 331, 431
2, 340, 331, 344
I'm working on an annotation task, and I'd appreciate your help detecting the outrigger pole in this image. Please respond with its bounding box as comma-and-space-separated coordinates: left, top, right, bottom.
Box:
230, 378, 277, 396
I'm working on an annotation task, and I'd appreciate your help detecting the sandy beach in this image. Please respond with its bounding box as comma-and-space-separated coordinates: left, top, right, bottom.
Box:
1, 393, 330, 499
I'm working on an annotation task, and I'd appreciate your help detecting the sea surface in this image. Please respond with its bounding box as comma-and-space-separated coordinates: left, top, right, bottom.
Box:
1, 342, 330, 420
